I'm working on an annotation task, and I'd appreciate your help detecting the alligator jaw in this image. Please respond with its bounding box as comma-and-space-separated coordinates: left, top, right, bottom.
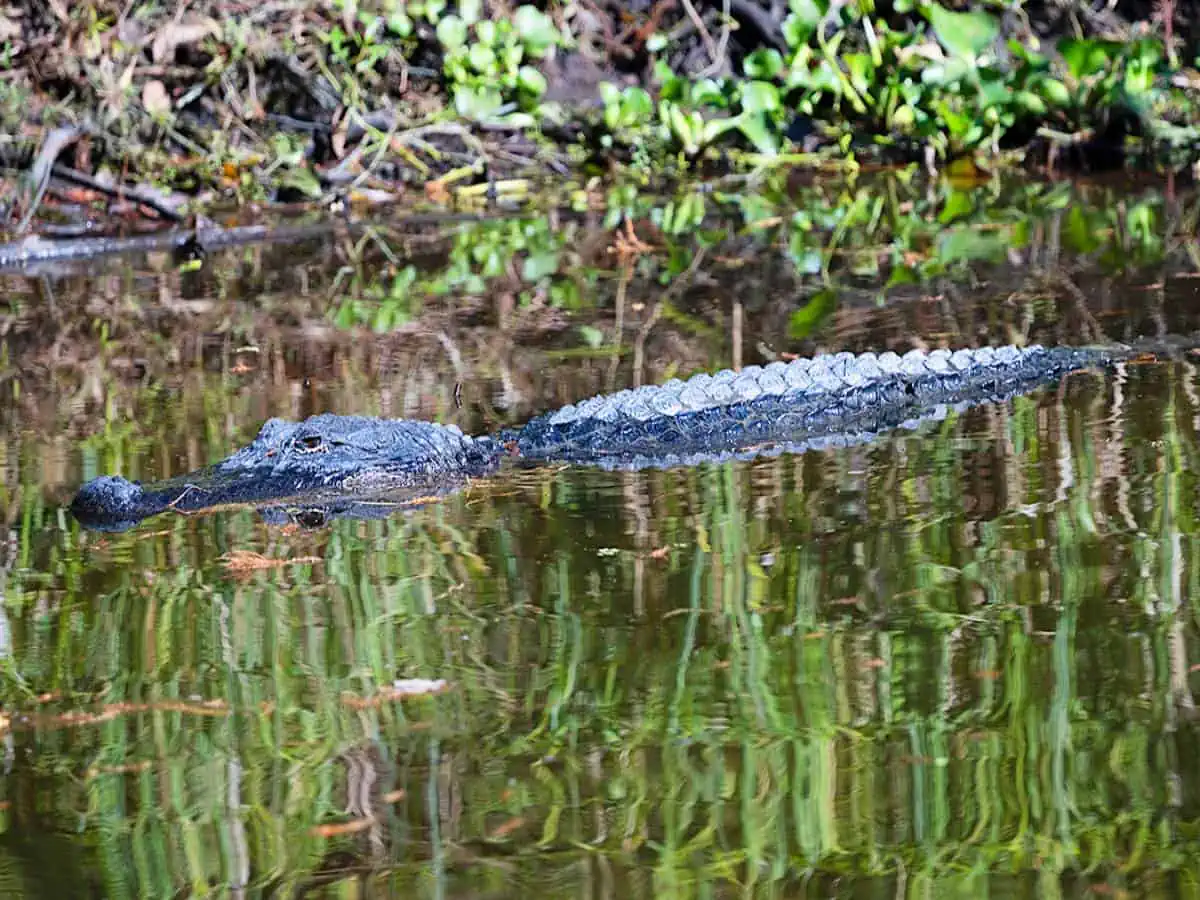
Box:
70, 475, 151, 531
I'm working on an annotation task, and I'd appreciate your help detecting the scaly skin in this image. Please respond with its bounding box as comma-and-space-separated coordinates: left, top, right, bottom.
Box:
71, 344, 1128, 530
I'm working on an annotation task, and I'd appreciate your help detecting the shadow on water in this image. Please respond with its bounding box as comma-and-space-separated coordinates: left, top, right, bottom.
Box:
1, 174, 1200, 896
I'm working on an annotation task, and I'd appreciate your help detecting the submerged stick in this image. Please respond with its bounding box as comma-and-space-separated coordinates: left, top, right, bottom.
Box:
0, 211, 510, 272
50, 164, 184, 222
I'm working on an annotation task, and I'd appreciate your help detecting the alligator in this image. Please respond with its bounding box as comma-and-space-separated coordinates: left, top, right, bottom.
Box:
70, 343, 1142, 531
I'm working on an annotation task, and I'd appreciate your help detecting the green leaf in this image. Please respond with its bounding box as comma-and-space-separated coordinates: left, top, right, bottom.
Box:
701, 117, 739, 145
788, 289, 837, 339
737, 113, 779, 154
459, 0, 482, 25
386, 13, 413, 36
740, 81, 781, 115
578, 325, 605, 348
1058, 38, 1122, 80
599, 81, 620, 108
691, 78, 728, 108
517, 65, 547, 96
920, 56, 972, 86
436, 15, 467, 49
623, 87, 654, 124
513, 6, 559, 56
891, 104, 915, 130
1005, 38, 1046, 67
454, 84, 504, 119
522, 250, 560, 280
1063, 205, 1101, 253
1129, 37, 1164, 69
782, 7, 822, 49
1013, 90, 1046, 115
843, 53, 874, 98
936, 226, 1009, 264
744, 49, 784, 79
925, 4, 998, 61
1036, 77, 1071, 107
468, 42, 497, 73
938, 190, 974, 224
885, 264, 920, 289
788, 0, 824, 28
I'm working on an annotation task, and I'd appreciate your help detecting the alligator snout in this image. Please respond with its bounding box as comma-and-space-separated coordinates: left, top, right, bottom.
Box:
70, 475, 147, 531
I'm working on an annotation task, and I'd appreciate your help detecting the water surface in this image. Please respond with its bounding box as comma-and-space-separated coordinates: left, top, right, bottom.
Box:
2, 178, 1200, 898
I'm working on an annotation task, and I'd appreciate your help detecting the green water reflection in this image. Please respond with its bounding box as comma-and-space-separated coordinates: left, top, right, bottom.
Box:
3, 356, 1200, 898
2, 176, 1200, 898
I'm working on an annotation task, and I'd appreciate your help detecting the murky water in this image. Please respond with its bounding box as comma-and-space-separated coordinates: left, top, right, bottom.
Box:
2, 179, 1200, 897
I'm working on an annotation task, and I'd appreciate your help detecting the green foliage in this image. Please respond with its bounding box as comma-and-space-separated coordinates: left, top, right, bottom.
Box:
437, 5, 561, 121
582, 0, 1200, 168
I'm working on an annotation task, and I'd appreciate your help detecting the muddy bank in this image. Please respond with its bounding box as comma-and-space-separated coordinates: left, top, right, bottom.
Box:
1, 1, 1199, 250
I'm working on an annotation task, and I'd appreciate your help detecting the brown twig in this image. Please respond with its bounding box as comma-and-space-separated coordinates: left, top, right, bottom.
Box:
50, 164, 184, 222
13, 126, 83, 234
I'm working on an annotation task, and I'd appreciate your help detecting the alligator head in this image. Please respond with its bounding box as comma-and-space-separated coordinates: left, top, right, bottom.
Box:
71, 414, 501, 531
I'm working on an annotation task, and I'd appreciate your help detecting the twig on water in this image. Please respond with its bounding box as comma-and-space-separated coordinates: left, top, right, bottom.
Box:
50, 164, 184, 222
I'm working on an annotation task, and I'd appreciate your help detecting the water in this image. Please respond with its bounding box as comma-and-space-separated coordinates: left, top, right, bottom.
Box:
2, 178, 1200, 898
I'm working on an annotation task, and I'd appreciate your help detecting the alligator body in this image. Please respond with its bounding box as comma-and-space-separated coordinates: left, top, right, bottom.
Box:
71, 344, 1128, 530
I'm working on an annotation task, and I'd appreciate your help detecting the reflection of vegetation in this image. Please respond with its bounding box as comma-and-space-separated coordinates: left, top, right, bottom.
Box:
330, 177, 1200, 334
332, 216, 600, 331
4, 359, 1200, 895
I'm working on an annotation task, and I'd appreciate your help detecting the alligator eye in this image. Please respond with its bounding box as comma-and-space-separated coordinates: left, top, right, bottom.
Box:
297, 435, 324, 452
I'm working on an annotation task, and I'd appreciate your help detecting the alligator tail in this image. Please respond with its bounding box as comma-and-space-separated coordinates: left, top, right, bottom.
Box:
512, 344, 1133, 466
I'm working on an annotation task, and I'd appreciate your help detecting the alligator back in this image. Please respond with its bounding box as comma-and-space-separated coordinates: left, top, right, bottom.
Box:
514, 345, 1125, 466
